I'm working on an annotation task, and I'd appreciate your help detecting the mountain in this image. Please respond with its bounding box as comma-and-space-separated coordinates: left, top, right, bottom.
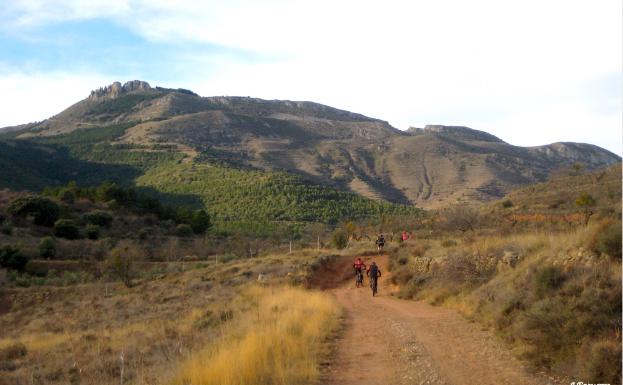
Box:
3, 80, 620, 213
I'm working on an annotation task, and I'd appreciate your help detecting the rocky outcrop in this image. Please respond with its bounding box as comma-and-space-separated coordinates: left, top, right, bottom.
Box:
89, 80, 151, 101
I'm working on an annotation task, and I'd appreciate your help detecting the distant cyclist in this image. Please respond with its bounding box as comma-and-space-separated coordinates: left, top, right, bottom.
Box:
353, 257, 366, 287
367, 261, 382, 296
401, 231, 409, 242
375, 234, 386, 253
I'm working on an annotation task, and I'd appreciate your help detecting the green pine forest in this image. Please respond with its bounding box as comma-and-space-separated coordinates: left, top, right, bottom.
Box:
0, 122, 419, 235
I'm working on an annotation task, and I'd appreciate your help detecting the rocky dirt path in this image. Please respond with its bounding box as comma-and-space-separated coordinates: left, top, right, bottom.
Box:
314, 255, 568, 385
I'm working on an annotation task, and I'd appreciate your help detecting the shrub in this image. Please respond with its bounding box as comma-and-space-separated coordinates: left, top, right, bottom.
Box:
580, 339, 622, 385
54, 219, 80, 239
412, 242, 431, 256
84, 211, 113, 228
575, 192, 596, 208
331, 229, 348, 249
0, 342, 27, 361
442, 205, 481, 232
38, 236, 56, 258
86, 224, 100, 240
589, 220, 622, 259
501, 199, 514, 208
533, 265, 565, 297
0, 246, 29, 272
190, 209, 212, 234
177, 223, 193, 237
106, 245, 136, 287
7, 196, 60, 226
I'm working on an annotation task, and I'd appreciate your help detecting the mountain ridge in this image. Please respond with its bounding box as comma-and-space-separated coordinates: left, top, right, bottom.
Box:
2, 80, 620, 209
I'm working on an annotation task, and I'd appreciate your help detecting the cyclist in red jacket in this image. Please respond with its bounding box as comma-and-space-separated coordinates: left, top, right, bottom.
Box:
353, 257, 366, 287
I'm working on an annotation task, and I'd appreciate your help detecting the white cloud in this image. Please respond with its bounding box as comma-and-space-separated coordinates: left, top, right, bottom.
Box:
1, 0, 621, 154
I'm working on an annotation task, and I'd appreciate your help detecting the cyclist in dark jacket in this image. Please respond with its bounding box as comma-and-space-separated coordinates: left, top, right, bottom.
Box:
375, 234, 385, 253
367, 261, 382, 295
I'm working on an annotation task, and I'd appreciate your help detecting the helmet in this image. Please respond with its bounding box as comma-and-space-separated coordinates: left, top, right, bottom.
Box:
371, 261, 376, 265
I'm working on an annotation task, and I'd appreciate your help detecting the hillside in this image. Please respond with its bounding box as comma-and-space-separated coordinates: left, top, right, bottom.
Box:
492, 163, 622, 216
2, 80, 620, 213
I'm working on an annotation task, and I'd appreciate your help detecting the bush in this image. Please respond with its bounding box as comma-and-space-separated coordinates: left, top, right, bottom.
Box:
580, 339, 622, 385
84, 211, 114, 228
501, 200, 514, 208
7, 196, 60, 226
331, 229, 348, 249
106, 246, 136, 287
38, 236, 56, 258
442, 205, 481, 232
54, 219, 80, 239
589, 220, 622, 259
86, 224, 100, 240
177, 223, 193, 237
190, 209, 212, 234
575, 192, 596, 208
533, 265, 565, 297
0, 246, 29, 272
0, 342, 27, 361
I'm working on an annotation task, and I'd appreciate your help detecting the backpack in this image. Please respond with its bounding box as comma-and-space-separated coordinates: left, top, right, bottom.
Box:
369, 264, 379, 278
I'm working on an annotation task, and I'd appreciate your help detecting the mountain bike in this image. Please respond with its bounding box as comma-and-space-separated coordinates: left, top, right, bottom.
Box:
355, 270, 364, 287
370, 276, 378, 296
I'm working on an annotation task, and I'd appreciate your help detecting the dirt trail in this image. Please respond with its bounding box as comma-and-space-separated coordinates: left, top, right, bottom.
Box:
315, 255, 567, 385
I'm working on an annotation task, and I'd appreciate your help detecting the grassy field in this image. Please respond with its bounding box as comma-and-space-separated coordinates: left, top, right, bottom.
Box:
0, 249, 340, 385
173, 286, 339, 385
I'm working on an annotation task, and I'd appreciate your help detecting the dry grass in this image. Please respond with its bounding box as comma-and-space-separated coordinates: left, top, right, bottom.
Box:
0, 250, 333, 385
172, 286, 339, 385
389, 222, 622, 383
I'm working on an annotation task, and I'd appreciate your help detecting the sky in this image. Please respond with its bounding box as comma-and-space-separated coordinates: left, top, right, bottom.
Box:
1, 0, 621, 155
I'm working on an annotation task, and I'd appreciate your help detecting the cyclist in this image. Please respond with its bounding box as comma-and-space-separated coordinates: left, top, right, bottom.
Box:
375, 234, 386, 253
353, 257, 366, 287
401, 230, 409, 242
367, 261, 382, 296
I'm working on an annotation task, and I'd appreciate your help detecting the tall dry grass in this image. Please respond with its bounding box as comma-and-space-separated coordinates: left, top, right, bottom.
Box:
172, 286, 340, 385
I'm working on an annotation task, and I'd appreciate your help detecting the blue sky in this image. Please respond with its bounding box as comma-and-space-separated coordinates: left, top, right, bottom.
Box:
1, 0, 621, 155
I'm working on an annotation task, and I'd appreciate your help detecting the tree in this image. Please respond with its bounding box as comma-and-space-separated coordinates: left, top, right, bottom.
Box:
39, 236, 57, 258
8, 196, 60, 227
575, 193, 596, 225
331, 229, 348, 249
190, 209, 212, 234
84, 211, 113, 228
343, 220, 357, 247
54, 219, 80, 239
106, 246, 136, 287
0, 246, 28, 272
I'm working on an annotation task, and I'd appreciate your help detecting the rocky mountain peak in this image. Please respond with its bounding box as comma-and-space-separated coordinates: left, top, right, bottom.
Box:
89, 80, 152, 101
